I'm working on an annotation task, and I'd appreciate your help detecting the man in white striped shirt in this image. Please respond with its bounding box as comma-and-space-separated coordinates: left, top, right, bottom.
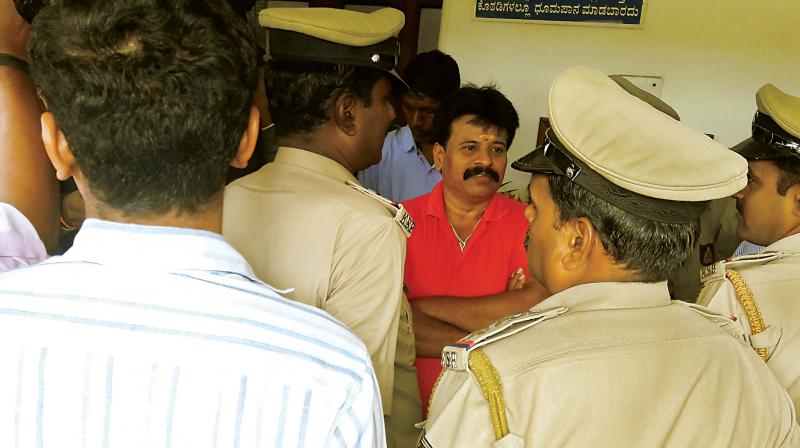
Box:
0, 0, 384, 446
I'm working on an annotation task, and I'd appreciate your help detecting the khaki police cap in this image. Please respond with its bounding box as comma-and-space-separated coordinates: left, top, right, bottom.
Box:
513, 66, 747, 224
259, 7, 406, 87
731, 83, 800, 161
609, 75, 680, 121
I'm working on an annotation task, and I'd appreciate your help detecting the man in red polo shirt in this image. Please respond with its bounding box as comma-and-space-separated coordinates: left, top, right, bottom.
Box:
403, 85, 548, 415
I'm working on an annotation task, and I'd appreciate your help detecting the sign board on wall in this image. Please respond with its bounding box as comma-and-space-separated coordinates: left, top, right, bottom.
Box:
475, 0, 647, 27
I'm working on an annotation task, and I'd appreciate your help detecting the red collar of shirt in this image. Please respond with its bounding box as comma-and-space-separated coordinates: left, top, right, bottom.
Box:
424, 182, 510, 224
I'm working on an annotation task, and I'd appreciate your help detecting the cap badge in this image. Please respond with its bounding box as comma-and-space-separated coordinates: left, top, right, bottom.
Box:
371, 54, 381, 63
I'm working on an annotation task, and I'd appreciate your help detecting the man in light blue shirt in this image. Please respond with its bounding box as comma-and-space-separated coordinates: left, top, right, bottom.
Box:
0, 1, 384, 446
359, 50, 460, 202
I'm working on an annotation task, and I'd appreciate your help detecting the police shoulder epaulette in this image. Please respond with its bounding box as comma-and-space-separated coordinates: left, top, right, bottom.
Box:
441, 306, 567, 372
346, 180, 414, 237
675, 301, 746, 340
699, 250, 786, 285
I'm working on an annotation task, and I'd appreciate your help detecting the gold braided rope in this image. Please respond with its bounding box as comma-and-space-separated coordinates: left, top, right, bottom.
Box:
468, 349, 509, 440
726, 269, 770, 362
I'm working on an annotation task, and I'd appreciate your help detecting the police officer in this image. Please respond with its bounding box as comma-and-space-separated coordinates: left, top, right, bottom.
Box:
222, 7, 420, 447
698, 83, 800, 419
418, 67, 799, 447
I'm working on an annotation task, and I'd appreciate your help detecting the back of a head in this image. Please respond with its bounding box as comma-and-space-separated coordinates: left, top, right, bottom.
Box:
265, 60, 386, 139
29, 0, 259, 216
402, 50, 460, 101
432, 85, 519, 148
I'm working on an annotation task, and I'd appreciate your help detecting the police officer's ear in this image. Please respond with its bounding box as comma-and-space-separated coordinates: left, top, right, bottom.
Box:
790, 183, 800, 219
332, 92, 358, 136
433, 142, 445, 172
560, 217, 598, 272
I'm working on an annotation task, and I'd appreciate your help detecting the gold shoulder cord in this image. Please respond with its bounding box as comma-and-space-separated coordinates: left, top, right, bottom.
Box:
725, 269, 769, 361
468, 349, 509, 440
426, 350, 510, 441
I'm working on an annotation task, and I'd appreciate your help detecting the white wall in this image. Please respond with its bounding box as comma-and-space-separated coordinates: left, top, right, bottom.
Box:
439, 0, 800, 190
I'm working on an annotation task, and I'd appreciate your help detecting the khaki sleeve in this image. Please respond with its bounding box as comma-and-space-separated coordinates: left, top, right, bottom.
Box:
327, 213, 406, 414
421, 368, 497, 447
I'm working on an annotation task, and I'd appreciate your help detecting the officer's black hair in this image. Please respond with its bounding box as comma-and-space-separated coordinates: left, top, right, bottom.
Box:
773, 157, 800, 196
546, 174, 701, 282
402, 50, 460, 101
29, 0, 259, 215
432, 85, 519, 149
264, 59, 386, 139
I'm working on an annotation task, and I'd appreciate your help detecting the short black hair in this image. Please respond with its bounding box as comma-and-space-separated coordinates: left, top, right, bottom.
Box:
547, 175, 702, 282
772, 157, 800, 196
228, 0, 257, 17
265, 59, 386, 138
29, 0, 258, 216
402, 50, 460, 101
432, 85, 519, 148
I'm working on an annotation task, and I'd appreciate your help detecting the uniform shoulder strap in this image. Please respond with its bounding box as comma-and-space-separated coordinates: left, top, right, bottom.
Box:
699, 250, 785, 285
440, 306, 567, 372
429, 307, 566, 444
346, 180, 415, 236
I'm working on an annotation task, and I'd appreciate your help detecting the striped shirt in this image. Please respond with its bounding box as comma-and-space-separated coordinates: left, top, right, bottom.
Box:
0, 219, 385, 448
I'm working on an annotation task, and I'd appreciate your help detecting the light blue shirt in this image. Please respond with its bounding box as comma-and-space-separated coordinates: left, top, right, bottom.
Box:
358, 125, 442, 203
0, 219, 385, 448
733, 240, 766, 257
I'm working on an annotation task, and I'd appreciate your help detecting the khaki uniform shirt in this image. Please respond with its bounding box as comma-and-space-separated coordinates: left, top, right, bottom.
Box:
698, 232, 800, 420
421, 281, 799, 447
223, 147, 421, 447
669, 198, 740, 301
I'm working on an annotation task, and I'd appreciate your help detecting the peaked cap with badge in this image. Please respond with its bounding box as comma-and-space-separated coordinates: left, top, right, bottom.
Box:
731, 83, 800, 161
513, 66, 747, 223
259, 7, 407, 88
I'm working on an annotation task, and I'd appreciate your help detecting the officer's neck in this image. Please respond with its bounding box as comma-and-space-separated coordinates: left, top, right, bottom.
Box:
281, 130, 359, 174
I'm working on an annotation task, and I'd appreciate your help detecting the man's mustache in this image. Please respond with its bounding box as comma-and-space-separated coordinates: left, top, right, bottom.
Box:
463, 166, 500, 182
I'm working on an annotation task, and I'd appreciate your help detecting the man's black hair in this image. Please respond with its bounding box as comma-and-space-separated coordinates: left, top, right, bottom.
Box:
432, 85, 519, 148
547, 175, 702, 282
772, 157, 800, 196
402, 50, 460, 101
265, 59, 386, 139
29, 0, 258, 216
228, 0, 257, 17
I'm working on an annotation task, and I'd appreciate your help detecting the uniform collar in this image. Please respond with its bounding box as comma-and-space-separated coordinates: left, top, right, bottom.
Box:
49, 219, 259, 282
533, 281, 672, 312
425, 182, 510, 224
764, 232, 800, 253
274, 146, 358, 184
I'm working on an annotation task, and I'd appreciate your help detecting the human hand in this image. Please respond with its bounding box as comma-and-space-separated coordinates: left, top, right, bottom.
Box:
0, 0, 31, 60
507, 267, 526, 291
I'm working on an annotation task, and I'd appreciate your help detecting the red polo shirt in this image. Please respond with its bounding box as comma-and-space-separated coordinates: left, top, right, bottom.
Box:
403, 182, 529, 414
